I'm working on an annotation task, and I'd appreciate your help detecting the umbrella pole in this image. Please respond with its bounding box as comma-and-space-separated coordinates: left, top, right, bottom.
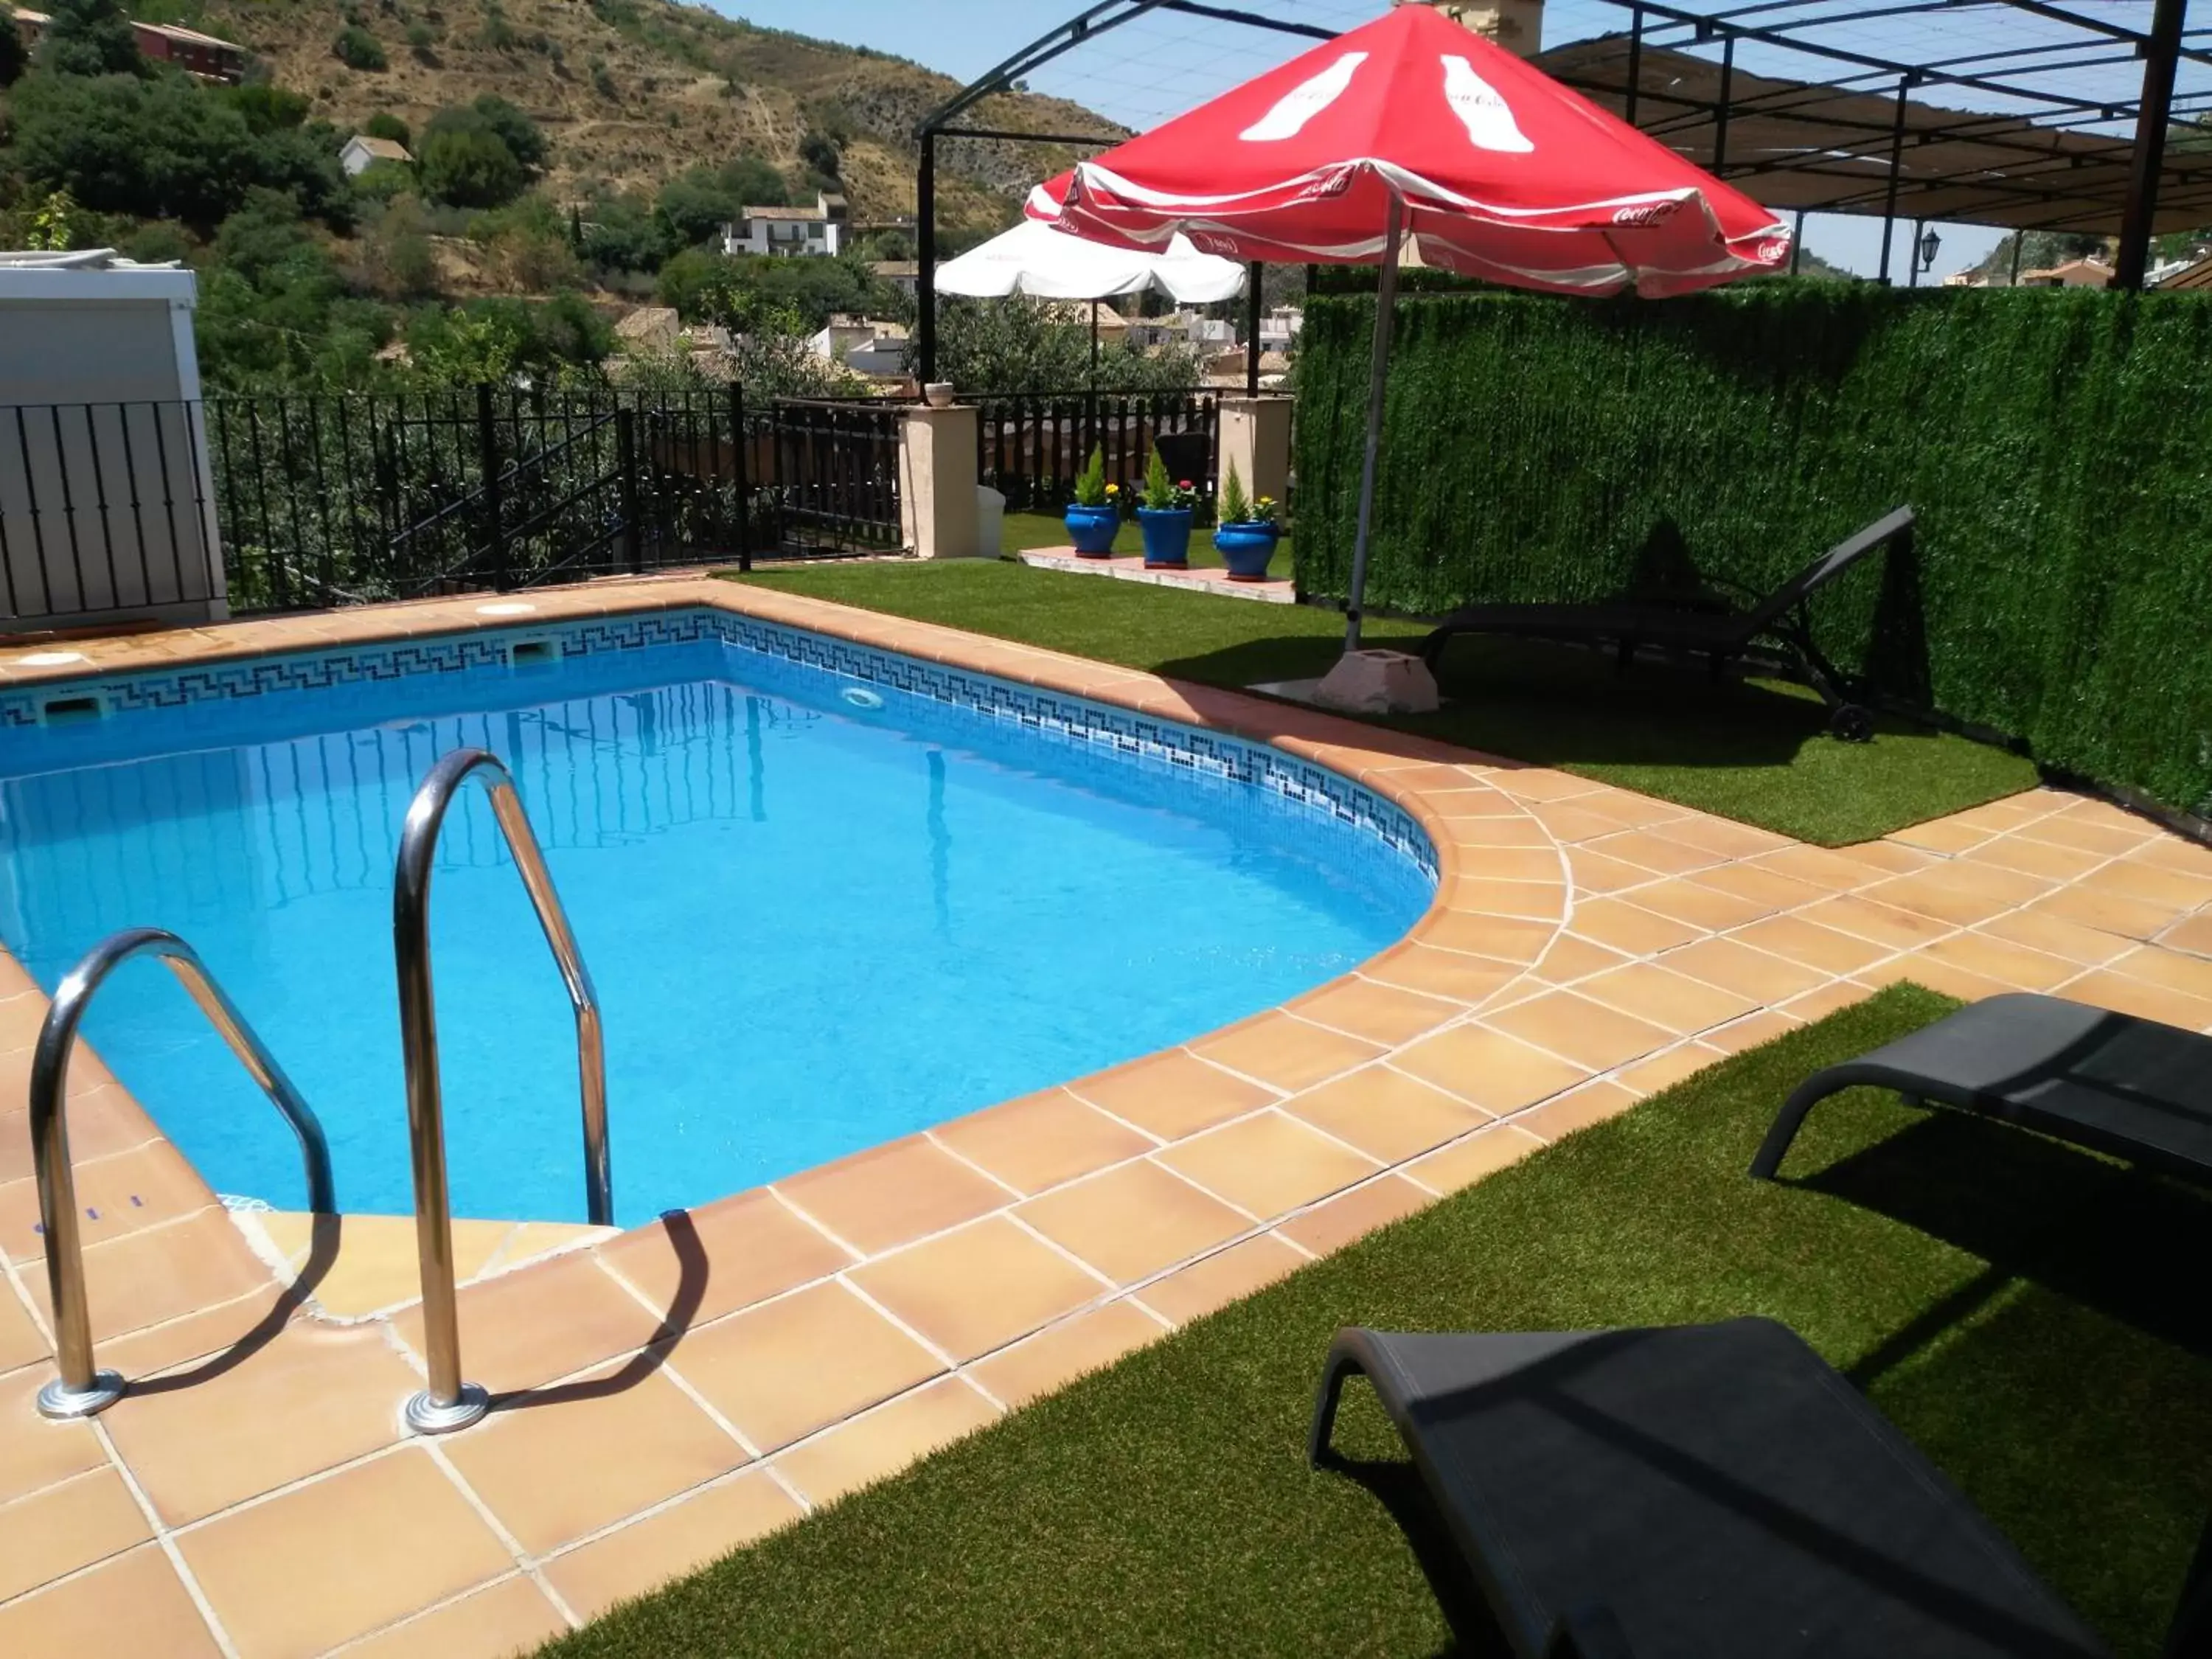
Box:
1343, 193, 1405, 655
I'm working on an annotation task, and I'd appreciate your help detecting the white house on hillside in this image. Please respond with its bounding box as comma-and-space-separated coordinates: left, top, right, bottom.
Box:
723, 192, 848, 259
808, 315, 909, 378
339, 135, 413, 177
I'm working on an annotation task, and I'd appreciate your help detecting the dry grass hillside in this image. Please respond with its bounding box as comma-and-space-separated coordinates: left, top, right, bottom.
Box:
195, 0, 1123, 233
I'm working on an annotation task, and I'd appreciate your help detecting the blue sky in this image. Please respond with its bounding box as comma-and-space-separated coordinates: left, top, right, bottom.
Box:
700, 0, 2159, 279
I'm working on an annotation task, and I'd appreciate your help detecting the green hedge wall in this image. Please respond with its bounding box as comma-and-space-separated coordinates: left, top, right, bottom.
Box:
1293, 283, 2212, 816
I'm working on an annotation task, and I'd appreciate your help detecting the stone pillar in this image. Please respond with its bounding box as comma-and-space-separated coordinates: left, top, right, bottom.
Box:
1217, 395, 1293, 511
1394, 0, 1544, 58
897, 403, 983, 559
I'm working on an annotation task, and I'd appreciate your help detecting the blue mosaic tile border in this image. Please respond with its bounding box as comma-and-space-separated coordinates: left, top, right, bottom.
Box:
0, 607, 1439, 881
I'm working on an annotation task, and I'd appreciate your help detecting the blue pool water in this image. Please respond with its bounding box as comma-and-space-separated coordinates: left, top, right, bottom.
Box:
0, 617, 1433, 1225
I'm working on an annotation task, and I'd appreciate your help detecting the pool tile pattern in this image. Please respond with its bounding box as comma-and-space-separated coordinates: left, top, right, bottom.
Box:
2, 574, 2211, 1654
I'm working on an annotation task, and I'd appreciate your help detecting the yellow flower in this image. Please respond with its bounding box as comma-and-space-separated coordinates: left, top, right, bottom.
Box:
1105, 483, 1120, 495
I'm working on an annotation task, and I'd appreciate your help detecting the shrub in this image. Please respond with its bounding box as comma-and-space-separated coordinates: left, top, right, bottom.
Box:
1219, 459, 1249, 526
1073, 446, 1107, 508
332, 26, 387, 69
364, 111, 411, 146
417, 125, 524, 207
406, 21, 435, 52
1293, 284, 2212, 815
35, 0, 145, 77
425, 94, 546, 170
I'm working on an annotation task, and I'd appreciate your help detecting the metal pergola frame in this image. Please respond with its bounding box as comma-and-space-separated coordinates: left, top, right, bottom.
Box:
913, 0, 2200, 383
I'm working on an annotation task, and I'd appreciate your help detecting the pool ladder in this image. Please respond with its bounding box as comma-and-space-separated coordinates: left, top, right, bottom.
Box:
24, 748, 609, 1437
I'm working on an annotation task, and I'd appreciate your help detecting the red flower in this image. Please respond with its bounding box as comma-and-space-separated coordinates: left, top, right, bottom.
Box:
1178, 480, 1193, 490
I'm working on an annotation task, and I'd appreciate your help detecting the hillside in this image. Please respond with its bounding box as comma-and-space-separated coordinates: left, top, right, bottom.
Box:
192, 0, 1122, 235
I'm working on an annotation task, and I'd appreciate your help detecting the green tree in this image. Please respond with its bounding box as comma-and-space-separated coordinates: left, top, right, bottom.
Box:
719, 153, 787, 209
418, 126, 525, 208
36, 0, 145, 77
927, 297, 1200, 393
427, 94, 546, 171
797, 130, 841, 181
332, 25, 387, 70
364, 111, 411, 147
654, 167, 738, 248
215, 83, 311, 135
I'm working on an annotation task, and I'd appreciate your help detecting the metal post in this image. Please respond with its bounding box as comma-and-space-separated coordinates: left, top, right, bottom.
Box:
1245, 261, 1262, 396
476, 383, 506, 590
2115, 0, 2188, 289
1344, 192, 1405, 657
1624, 4, 1643, 127
1909, 218, 1924, 287
917, 131, 939, 386
395, 749, 611, 1435
1878, 76, 1911, 285
2009, 234, 2025, 286
1790, 208, 1806, 275
30, 928, 334, 1421
616, 407, 641, 574
731, 383, 752, 574
1712, 34, 1735, 174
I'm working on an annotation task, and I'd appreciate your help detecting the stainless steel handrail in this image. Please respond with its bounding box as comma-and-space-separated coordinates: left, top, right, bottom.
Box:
394, 747, 609, 1435
28, 927, 335, 1421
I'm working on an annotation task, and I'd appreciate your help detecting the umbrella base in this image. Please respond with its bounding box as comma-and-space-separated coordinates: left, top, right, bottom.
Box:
1313, 650, 1440, 716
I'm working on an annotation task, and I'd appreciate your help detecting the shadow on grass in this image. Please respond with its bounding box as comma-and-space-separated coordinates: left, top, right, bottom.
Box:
1312, 1450, 1514, 1659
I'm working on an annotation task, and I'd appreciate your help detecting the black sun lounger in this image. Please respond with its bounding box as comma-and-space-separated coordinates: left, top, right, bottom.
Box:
1418, 506, 1915, 742
1309, 1318, 2138, 1658
1751, 992, 2212, 1186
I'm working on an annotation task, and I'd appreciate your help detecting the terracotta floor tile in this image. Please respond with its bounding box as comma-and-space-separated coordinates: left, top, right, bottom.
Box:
1860, 957, 2012, 1004
1518, 1079, 1644, 1138
966, 1301, 1168, 1410
247, 1214, 511, 1320
1568, 849, 1664, 896
392, 1251, 666, 1399
1778, 980, 1878, 1021
680, 1236, 937, 1414
0, 1139, 213, 1265
931, 1089, 1157, 1196
1154, 1110, 1379, 1220
0, 1364, 105, 1506
1447, 846, 1566, 883
2026, 885, 2181, 944
595, 1188, 854, 1331
21, 1210, 273, 1345
1067, 1048, 1279, 1141
1678, 1010, 1795, 1057
1446, 877, 1568, 922
1484, 991, 1672, 1074
445, 1365, 746, 1556
1439, 814, 1556, 849
1275, 1175, 1432, 1256
0, 1276, 51, 1374
1655, 936, 1829, 1003
1615, 1044, 1728, 1098
540, 1470, 802, 1621
1525, 801, 1643, 844
2105, 944, 2212, 1003
1651, 815, 1795, 861
847, 1217, 1103, 1364
2079, 860, 2212, 913
1584, 830, 1726, 877
1393, 1023, 1589, 1114
2128, 837, 2212, 878
102, 1322, 417, 1527
774, 1135, 1012, 1257
1577, 963, 1760, 1037
1887, 816, 1997, 855
1283, 1066, 1490, 1163
1408, 1124, 1547, 1193
2058, 972, 2212, 1033
1862, 863, 2052, 928
2013, 814, 2155, 858
1743, 845, 1888, 891
0, 1465, 150, 1602
1686, 862, 1831, 918
179, 1450, 512, 1659
1977, 909, 2139, 967
1534, 933, 1636, 985
1913, 932, 2079, 993
1565, 897, 1707, 956
1624, 879, 1774, 933
1742, 908, 1915, 968
1787, 902, 1947, 956
773, 1377, 1000, 1508
341, 1576, 569, 1659
1134, 1234, 1308, 1325
0, 1544, 220, 1658
1959, 835, 2109, 882
2167, 913, 2212, 959
1489, 767, 1602, 803
1191, 1015, 1384, 1095
1288, 978, 1465, 1046
1016, 1161, 1251, 1286
0, 1088, 165, 1187
1413, 911, 1561, 963
1362, 945, 1527, 1007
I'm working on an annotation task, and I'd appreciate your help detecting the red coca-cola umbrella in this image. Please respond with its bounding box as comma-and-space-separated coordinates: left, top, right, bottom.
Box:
1030, 2, 1789, 653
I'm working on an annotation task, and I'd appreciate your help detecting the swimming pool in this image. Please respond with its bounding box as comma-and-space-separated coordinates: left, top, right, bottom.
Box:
0, 610, 1436, 1227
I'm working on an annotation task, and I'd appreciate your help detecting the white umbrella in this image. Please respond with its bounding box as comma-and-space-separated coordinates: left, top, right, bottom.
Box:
935, 216, 1248, 304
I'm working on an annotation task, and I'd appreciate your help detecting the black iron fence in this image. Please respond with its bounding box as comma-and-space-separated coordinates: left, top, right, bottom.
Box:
1, 401, 222, 628
967, 390, 1220, 514
0, 387, 908, 629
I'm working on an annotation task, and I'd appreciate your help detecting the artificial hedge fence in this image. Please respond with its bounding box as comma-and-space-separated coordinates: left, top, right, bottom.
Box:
1293, 282, 2212, 817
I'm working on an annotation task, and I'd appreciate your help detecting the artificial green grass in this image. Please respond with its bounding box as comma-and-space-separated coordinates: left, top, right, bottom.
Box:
542, 987, 2211, 1658
726, 559, 2039, 845
999, 508, 1296, 579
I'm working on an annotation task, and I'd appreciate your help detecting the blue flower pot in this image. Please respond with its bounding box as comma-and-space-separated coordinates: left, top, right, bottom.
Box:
1214, 522, 1279, 582
1064, 502, 1120, 557
1137, 507, 1194, 568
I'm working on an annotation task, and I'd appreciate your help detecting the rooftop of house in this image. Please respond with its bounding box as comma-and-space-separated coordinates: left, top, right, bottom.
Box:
613, 306, 681, 344
741, 206, 832, 223
346, 135, 414, 163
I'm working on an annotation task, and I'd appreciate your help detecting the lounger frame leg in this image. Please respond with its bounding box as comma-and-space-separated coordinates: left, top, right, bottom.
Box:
1749, 1076, 1850, 1180
1307, 1338, 1369, 1466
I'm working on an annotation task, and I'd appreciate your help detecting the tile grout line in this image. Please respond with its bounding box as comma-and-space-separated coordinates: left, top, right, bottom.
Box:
416, 1436, 584, 1629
